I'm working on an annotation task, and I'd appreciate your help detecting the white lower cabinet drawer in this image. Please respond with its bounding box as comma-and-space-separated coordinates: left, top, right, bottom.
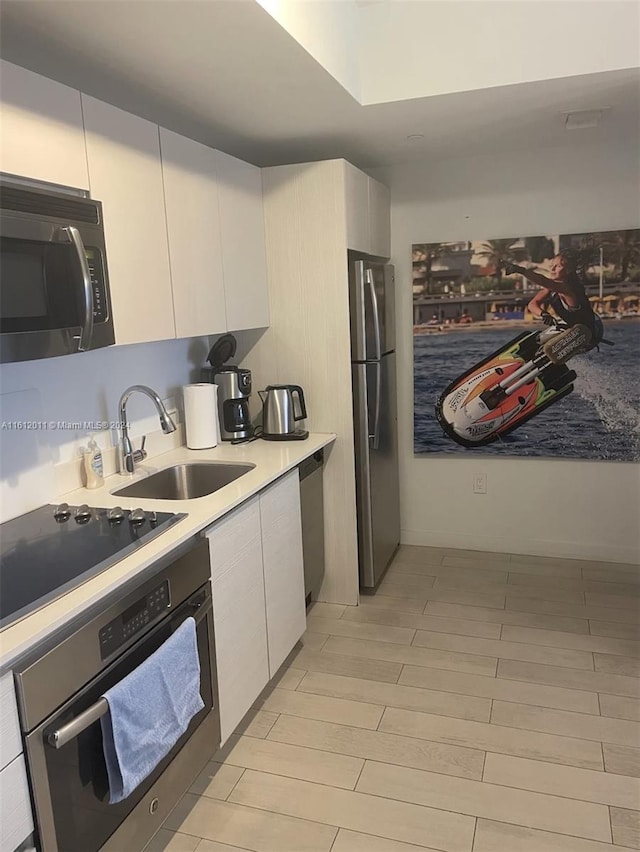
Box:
0, 671, 21, 771
0, 755, 34, 852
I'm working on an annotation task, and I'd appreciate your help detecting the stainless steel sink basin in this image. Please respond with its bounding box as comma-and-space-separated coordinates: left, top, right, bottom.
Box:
112, 462, 255, 500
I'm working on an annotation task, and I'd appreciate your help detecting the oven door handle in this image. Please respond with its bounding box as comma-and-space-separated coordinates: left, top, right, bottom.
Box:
62, 225, 94, 352
47, 602, 210, 750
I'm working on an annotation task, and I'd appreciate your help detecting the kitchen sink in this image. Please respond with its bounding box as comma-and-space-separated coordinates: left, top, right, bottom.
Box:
112, 462, 255, 500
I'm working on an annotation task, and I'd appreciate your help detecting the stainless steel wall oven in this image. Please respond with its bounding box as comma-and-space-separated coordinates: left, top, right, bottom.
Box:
14, 537, 220, 852
0, 179, 115, 363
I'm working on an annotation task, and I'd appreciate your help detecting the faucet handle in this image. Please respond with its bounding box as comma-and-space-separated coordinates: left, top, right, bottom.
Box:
132, 435, 147, 464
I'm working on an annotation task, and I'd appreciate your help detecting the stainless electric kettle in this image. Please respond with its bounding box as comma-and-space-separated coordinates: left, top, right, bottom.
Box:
259, 385, 309, 441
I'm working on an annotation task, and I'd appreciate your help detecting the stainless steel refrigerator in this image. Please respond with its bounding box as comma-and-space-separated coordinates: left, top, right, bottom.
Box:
349, 251, 400, 589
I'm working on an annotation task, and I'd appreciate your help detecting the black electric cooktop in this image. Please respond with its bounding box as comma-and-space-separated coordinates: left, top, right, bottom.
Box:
0, 503, 186, 631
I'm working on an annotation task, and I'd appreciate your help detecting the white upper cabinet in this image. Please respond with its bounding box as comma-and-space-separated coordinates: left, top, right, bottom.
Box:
213, 150, 270, 331
369, 177, 391, 258
344, 161, 391, 258
82, 96, 175, 345
160, 128, 227, 337
0, 61, 89, 189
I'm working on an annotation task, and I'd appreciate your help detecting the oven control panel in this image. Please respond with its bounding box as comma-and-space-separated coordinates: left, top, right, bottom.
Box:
99, 580, 170, 659
85, 247, 109, 323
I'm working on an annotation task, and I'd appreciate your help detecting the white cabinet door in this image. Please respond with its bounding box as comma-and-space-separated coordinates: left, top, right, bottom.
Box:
369, 177, 391, 258
0, 671, 21, 772
344, 161, 370, 254
0, 61, 89, 189
82, 96, 175, 345
260, 470, 306, 675
205, 498, 269, 744
213, 150, 269, 331
160, 129, 227, 338
0, 756, 33, 852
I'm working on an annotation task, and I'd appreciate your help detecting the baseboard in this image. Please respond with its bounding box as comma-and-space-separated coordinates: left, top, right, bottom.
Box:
401, 527, 640, 566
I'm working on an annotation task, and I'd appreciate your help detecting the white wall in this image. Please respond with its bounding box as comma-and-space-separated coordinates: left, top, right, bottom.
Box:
0, 336, 210, 518
256, 0, 361, 99
360, 0, 640, 104
372, 139, 640, 564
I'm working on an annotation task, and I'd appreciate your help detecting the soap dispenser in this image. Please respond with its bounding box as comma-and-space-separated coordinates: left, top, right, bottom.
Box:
82, 437, 104, 489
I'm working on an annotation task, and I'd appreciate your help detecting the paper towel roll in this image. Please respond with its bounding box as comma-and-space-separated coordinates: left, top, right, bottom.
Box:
183, 383, 219, 449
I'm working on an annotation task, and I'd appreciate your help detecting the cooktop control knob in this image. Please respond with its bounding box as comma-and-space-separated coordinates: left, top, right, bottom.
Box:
129, 508, 146, 525
107, 506, 125, 524
75, 505, 92, 523
54, 503, 71, 522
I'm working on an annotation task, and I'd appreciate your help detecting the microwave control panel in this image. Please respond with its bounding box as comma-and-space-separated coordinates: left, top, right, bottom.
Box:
85, 247, 109, 323
99, 580, 170, 659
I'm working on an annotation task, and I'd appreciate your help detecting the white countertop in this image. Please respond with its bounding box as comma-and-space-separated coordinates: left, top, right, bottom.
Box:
0, 433, 335, 672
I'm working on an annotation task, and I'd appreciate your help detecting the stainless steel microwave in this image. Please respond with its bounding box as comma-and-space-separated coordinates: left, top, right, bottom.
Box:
0, 180, 115, 363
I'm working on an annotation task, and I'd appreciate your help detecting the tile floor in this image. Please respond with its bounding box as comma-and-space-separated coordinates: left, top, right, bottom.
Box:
151, 546, 640, 852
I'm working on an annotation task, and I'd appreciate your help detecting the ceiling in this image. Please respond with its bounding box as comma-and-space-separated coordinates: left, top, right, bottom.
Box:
1, 0, 638, 170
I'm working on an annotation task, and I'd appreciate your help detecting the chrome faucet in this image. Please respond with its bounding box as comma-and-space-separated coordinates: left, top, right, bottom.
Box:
117, 385, 176, 475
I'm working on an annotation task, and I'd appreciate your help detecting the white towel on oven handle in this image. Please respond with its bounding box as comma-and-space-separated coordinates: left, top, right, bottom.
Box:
100, 616, 204, 804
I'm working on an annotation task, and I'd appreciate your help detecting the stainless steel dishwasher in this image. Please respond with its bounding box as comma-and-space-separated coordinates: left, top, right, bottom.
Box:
299, 450, 325, 605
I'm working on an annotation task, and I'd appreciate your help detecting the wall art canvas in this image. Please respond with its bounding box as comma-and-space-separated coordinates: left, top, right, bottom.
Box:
413, 229, 640, 460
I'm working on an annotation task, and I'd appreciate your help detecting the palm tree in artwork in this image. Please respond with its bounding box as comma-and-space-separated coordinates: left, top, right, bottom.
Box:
413, 243, 447, 295
475, 238, 525, 286
600, 230, 640, 282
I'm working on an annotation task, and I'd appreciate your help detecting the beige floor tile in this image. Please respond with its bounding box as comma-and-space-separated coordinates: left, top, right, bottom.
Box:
189, 762, 244, 800
509, 554, 591, 570
413, 629, 594, 670
379, 706, 603, 769
378, 575, 437, 595
299, 630, 330, 651
269, 667, 305, 691
504, 560, 584, 579
343, 602, 502, 639
420, 588, 507, 609
585, 592, 640, 610
497, 659, 640, 699
611, 807, 640, 848
506, 596, 639, 625
605, 744, 640, 778
267, 714, 485, 780
473, 818, 632, 852
483, 752, 640, 809
600, 694, 640, 722
507, 574, 589, 592
358, 594, 427, 614
501, 625, 640, 658
196, 840, 254, 852
228, 769, 475, 852
323, 635, 497, 677
296, 670, 491, 722
165, 795, 337, 851
441, 554, 511, 570
584, 581, 640, 598
308, 602, 347, 619
332, 828, 441, 852
583, 565, 640, 585
595, 654, 640, 677
307, 615, 416, 645
255, 686, 383, 729
430, 567, 510, 587
388, 560, 444, 578
288, 647, 402, 684
213, 733, 364, 789
394, 545, 447, 565
357, 760, 611, 841
505, 584, 587, 604
425, 601, 590, 634
144, 829, 200, 852
235, 710, 279, 739
590, 620, 640, 640
491, 700, 640, 747
399, 665, 600, 714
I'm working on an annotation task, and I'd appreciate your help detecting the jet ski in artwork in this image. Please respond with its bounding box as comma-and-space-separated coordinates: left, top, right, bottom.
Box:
436, 319, 607, 447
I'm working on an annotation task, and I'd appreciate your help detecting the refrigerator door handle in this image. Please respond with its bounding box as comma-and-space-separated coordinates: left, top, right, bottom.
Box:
369, 361, 381, 450
365, 268, 382, 361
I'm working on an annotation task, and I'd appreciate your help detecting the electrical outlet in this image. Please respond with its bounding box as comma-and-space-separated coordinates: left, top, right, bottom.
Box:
473, 474, 487, 494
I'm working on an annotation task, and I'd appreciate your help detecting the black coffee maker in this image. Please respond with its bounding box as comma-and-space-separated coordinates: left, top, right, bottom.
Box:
201, 335, 253, 441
